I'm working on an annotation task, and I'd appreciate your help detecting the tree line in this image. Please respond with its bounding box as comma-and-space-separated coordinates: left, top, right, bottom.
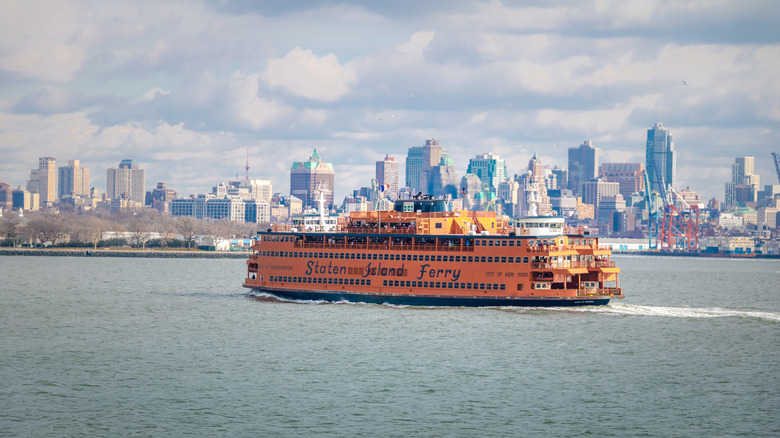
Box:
0, 209, 264, 250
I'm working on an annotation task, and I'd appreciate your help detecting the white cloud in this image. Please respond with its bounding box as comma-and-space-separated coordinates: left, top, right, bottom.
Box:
264, 48, 357, 101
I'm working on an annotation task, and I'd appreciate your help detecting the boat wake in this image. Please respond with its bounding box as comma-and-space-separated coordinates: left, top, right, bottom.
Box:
577, 302, 780, 322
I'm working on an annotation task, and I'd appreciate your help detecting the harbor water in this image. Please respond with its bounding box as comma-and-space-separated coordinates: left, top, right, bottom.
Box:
1, 255, 778, 437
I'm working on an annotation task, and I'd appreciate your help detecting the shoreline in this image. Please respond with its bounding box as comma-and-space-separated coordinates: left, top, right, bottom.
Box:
0, 248, 249, 259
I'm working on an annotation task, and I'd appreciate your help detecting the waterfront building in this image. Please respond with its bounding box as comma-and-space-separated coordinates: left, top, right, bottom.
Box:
106, 159, 146, 204
28, 157, 57, 207
645, 122, 677, 193
599, 163, 644, 199
376, 155, 399, 200
146, 182, 178, 214
0, 182, 11, 211
568, 141, 598, 196
756, 198, 779, 230
11, 188, 40, 211
57, 160, 89, 199
290, 149, 335, 210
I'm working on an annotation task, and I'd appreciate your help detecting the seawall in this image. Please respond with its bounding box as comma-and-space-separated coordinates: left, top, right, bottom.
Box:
0, 248, 248, 259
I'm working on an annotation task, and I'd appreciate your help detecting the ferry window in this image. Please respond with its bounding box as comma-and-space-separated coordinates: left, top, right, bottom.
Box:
486, 284, 492, 290
350, 279, 355, 285
424, 255, 430, 261
435, 282, 440, 288
447, 282, 453, 289
518, 284, 523, 291
436, 255, 441, 262
367, 280, 371, 285
466, 283, 472, 289
361, 280, 366, 285
448, 256, 454, 262
413, 255, 418, 261
454, 283, 460, 289
350, 253, 355, 259
394, 280, 399, 287
487, 256, 492, 263
500, 284, 505, 290
423, 281, 429, 288
508, 241, 514, 247
383, 280, 387, 286
523, 257, 529, 263
508, 257, 514, 263
488, 240, 493, 247
501, 257, 506, 263
479, 283, 485, 289
502, 240, 507, 247
435, 223, 443, 229
481, 256, 486, 262
412, 281, 417, 287
468, 256, 473, 262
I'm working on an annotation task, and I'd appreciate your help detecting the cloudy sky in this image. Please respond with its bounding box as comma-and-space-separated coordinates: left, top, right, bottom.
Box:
1, 0, 779, 203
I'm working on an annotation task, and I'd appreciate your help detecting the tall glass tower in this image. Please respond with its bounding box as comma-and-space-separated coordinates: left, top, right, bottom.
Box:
645, 122, 676, 193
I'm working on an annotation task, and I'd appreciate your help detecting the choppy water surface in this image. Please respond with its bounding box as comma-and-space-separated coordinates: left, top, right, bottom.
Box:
1, 255, 778, 437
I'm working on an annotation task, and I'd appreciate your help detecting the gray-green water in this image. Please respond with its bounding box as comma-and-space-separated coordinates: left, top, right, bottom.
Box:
1, 255, 778, 437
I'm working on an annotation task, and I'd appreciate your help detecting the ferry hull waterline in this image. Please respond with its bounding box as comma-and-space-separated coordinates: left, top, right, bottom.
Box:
244, 197, 624, 307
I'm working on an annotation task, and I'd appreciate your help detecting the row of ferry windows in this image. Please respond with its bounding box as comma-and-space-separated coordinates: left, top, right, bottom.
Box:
270, 276, 372, 286
263, 235, 543, 247
260, 250, 530, 264
381, 279, 506, 291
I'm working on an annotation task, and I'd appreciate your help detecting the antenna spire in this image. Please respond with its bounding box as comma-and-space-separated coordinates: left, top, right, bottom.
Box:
245, 146, 250, 183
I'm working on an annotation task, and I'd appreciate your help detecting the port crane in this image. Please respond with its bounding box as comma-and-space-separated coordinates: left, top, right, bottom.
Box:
651, 165, 699, 251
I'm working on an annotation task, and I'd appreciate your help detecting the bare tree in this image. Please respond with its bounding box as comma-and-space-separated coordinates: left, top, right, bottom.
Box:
127, 216, 152, 249
175, 216, 201, 250
154, 215, 177, 250
73, 216, 112, 249
0, 211, 27, 247
26, 210, 68, 246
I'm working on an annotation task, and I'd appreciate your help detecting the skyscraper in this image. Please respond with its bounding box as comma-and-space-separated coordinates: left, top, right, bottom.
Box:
467, 153, 508, 196
28, 157, 57, 207
376, 155, 399, 200
405, 146, 424, 192
290, 149, 335, 210
645, 122, 677, 193
417, 139, 443, 195
58, 159, 89, 199
725, 156, 760, 208
107, 159, 146, 204
568, 141, 598, 196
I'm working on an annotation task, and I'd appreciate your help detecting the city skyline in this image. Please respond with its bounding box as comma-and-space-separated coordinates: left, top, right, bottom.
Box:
1, 1, 778, 202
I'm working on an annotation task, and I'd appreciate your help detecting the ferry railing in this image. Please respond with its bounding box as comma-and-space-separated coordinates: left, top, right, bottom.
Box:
531, 260, 616, 270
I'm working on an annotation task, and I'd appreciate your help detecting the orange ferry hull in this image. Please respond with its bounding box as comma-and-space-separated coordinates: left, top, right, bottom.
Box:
243, 285, 612, 307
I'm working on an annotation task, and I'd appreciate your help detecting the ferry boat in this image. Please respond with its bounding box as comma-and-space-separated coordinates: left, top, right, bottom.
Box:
243, 196, 623, 306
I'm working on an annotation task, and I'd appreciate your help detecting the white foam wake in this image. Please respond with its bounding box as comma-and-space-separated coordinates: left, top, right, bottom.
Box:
581, 302, 780, 322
